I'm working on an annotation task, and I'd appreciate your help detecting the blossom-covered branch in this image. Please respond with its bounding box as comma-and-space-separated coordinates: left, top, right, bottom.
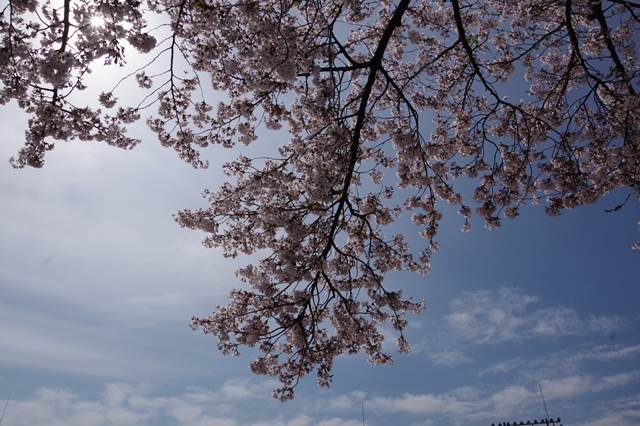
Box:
1, 0, 638, 399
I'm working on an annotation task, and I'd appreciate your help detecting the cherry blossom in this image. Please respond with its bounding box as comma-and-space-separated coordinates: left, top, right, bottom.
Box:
1, 0, 638, 399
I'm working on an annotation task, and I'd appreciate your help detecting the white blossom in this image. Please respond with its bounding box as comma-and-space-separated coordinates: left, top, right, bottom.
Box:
2, 0, 638, 400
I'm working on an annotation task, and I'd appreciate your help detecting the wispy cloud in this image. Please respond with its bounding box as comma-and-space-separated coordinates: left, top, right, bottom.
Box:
414, 287, 625, 367
0, 301, 212, 380
2, 382, 364, 426
249, 415, 361, 426
0, 103, 237, 327
370, 371, 640, 423
445, 287, 621, 344
576, 394, 640, 426
478, 343, 640, 378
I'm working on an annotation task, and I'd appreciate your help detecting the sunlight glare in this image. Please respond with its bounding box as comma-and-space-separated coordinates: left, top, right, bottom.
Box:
90, 15, 105, 28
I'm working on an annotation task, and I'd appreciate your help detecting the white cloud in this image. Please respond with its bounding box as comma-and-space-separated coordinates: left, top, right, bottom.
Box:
2, 367, 638, 426
0, 312, 134, 378
597, 372, 640, 390
539, 375, 595, 400
220, 378, 276, 400
0, 101, 237, 327
0, 304, 209, 380
4, 387, 151, 426
478, 358, 526, 377
370, 384, 534, 421
318, 418, 362, 426
578, 343, 640, 362
423, 346, 472, 367
579, 411, 640, 426
326, 391, 367, 411
479, 343, 640, 379
445, 287, 621, 345
1, 382, 248, 426
249, 414, 312, 426
414, 288, 626, 368
373, 392, 471, 416
248, 414, 360, 426
578, 396, 640, 426
369, 371, 639, 423
1, 382, 371, 426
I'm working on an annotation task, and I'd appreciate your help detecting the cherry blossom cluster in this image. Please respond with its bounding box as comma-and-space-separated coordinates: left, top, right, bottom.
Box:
2, 0, 638, 398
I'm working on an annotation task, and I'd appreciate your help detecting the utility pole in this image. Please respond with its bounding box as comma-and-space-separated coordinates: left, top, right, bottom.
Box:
361, 399, 366, 426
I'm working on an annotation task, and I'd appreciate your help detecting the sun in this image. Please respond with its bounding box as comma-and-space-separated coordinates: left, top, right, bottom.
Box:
90, 15, 105, 28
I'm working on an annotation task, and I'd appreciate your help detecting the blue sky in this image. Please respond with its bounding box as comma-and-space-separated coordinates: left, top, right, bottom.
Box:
1, 64, 640, 426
